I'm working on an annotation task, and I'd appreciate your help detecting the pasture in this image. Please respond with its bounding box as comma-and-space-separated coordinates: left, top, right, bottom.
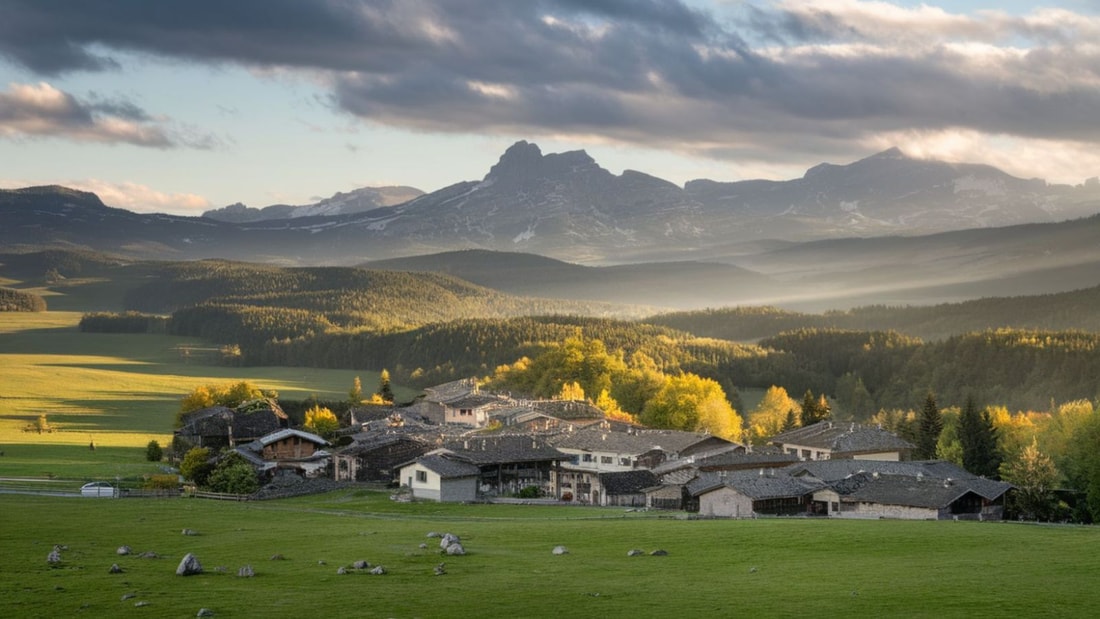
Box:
0, 311, 412, 480
3, 490, 1099, 618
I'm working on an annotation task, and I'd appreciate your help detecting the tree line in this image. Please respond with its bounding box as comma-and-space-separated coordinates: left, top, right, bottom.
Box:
0, 287, 46, 312
647, 284, 1100, 342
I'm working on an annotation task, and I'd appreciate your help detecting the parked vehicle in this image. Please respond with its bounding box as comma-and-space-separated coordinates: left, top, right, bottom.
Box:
80, 481, 117, 498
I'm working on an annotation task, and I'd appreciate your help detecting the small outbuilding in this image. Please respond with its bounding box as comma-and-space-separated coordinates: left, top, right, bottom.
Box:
398, 451, 481, 502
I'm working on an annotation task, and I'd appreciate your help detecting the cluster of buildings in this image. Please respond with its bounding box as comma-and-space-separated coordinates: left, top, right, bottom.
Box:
174, 380, 1012, 520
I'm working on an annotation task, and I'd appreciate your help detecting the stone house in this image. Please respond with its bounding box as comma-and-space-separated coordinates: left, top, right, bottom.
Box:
598, 470, 658, 507
175, 400, 289, 451
690, 470, 826, 518
790, 459, 1012, 520
333, 434, 433, 482
769, 421, 914, 461
441, 435, 566, 497
550, 427, 733, 504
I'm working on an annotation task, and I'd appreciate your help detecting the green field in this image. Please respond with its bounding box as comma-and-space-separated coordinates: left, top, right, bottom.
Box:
0, 311, 414, 480
3, 490, 1098, 618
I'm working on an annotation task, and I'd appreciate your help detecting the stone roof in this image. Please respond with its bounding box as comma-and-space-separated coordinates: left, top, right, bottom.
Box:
786, 459, 975, 483
550, 427, 724, 456
423, 378, 480, 403
769, 421, 914, 454
598, 470, 659, 495
441, 435, 567, 465
689, 470, 826, 500
336, 433, 431, 456
411, 453, 482, 479
176, 404, 289, 441
838, 474, 1009, 509
445, 393, 508, 410
527, 399, 606, 420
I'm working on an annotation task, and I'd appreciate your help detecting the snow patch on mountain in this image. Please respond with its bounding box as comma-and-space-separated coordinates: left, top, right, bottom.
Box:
954, 175, 1006, 196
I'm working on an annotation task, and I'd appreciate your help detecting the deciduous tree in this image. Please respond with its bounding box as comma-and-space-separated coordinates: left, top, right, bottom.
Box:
640, 373, 742, 441
1001, 438, 1058, 521
748, 385, 798, 444
304, 405, 340, 439
180, 447, 214, 487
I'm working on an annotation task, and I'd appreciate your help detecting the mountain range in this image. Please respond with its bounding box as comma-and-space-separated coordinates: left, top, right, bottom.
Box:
201, 185, 423, 222
3, 142, 1100, 310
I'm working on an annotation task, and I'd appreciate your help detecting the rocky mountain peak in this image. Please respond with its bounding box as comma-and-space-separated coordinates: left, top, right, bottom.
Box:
869, 146, 906, 160
486, 140, 544, 178
485, 140, 602, 183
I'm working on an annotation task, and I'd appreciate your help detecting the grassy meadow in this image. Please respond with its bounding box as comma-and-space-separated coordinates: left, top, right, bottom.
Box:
0, 309, 412, 481
3, 490, 1100, 618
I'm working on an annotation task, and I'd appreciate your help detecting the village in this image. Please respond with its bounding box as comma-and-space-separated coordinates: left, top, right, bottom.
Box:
173, 378, 1014, 520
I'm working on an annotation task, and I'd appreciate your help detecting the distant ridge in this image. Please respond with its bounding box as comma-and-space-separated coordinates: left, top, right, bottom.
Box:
365, 249, 777, 308
202, 185, 423, 222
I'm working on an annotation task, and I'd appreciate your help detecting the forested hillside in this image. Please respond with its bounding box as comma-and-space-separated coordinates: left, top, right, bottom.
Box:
648, 285, 1100, 341
0, 249, 1088, 415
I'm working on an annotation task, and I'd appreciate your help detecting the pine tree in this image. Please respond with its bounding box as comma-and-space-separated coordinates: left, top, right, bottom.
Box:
916, 392, 944, 460
375, 369, 394, 403
958, 395, 1002, 477
782, 408, 797, 432
800, 390, 829, 426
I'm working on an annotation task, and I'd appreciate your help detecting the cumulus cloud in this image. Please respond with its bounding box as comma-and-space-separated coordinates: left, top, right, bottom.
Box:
2, 0, 1099, 181
0, 81, 216, 148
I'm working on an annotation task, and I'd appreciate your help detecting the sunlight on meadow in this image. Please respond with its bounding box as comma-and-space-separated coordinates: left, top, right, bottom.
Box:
0, 312, 397, 452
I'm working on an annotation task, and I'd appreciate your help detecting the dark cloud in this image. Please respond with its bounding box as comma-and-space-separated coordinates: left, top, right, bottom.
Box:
0, 82, 216, 148
2, 0, 1099, 162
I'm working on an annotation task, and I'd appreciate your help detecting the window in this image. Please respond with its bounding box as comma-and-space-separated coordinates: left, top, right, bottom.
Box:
582, 454, 594, 462
801, 449, 811, 459
415, 470, 427, 483
600, 456, 613, 464
619, 457, 631, 466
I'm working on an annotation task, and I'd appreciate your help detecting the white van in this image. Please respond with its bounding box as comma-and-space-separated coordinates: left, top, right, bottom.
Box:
80, 481, 118, 498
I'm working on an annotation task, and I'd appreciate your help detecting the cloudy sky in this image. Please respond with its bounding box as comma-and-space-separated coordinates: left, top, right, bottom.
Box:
1, 0, 1098, 214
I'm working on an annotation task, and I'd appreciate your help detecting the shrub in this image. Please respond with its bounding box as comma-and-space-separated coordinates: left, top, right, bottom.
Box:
206, 453, 260, 495
145, 439, 163, 462
516, 485, 541, 499
144, 474, 181, 490
180, 447, 214, 486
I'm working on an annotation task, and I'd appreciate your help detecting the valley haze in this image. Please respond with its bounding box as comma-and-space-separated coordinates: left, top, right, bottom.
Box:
3, 140, 1100, 311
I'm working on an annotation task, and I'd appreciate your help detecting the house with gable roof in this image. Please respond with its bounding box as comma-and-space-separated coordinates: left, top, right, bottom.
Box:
441, 435, 567, 497
690, 469, 827, 518
233, 428, 330, 478
175, 399, 290, 451
789, 459, 1012, 519
769, 421, 914, 461
549, 427, 732, 503
398, 450, 481, 502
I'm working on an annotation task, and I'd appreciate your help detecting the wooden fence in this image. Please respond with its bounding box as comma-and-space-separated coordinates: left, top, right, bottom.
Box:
190, 490, 250, 501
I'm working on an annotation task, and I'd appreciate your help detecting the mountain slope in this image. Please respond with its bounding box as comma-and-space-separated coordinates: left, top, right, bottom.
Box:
365, 249, 778, 308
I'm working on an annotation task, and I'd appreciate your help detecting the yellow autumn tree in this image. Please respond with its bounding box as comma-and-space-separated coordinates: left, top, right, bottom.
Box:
304, 405, 339, 439
640, 373, 743, 442
748, 385, 798, 444
559, 381, 586, 401
595, 389, 635, 423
